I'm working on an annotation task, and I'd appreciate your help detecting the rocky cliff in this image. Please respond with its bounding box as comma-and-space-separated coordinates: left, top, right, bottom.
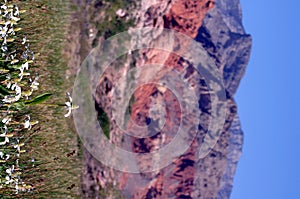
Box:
66, 0, 251, 198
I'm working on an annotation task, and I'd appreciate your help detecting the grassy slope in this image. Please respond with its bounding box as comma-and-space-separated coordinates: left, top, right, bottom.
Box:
0, 0, 82, 198
1, 0, 138, 197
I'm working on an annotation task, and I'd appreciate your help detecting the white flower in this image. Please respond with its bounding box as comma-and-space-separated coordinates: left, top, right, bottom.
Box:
3, 83, 22, 103
24, 121, 30, 129
3, 125, 8, 133
14, 140, 24, 154
7, 28, 15, 35
4, 174, 17, 186
18, 62, 29, 79
64, 92, 79, 117
10, 59, 19, 64
21, 62, 29, 71
2, 10, 8, 17
66, 92, 72, 103
1, 45, 7, 52
24, 115, 31, 129
30, 76, 39, 91
10, 15, 20, 22
5, 166, 14, 182
1, 4, 7, 11
6, 81, 11, 89
11, 83, 16, 90
4, 21, 11, 27
2, 116, 11, 124
14, 6, 19, 16
3, 96, 15, 103
0, 25, 8, 37
15, 84, 21, 95
22, 36, 26, 44
64, 102, 72, 117
5, 175, 13, 184
0, 150, 10, 161
14, 146, 20, 154
0, 151, 9, 160
15, 183, 19, 194
64, 92, 72, 117
6, 165, 14, 175
0, 136, 9, 145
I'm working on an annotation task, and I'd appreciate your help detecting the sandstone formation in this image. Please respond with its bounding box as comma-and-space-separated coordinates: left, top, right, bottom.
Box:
66, 0, 252, 198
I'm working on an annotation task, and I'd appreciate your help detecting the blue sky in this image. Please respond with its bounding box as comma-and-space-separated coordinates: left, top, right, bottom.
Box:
231, 0, 300, 198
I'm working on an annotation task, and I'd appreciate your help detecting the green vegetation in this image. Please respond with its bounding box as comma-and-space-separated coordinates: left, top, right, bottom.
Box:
0, 0, 81, 198
96, 106, 110, 139
88, 0, 136, 45
98, 16, 134, 40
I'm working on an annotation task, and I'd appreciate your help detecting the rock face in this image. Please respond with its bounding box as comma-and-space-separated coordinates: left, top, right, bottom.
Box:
67, 0, 251, 198
196, 0, 252, 96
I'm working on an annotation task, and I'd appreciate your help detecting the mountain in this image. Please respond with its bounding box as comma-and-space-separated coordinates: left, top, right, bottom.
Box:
66, 0, 252, 198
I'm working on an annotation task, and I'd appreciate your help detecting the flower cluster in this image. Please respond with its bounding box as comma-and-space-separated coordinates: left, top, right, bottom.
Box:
0, 1, 36, 194
0, 0, 79, 195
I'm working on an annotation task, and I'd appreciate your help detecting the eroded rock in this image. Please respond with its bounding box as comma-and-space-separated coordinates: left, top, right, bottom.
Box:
66, 0, 251, 198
